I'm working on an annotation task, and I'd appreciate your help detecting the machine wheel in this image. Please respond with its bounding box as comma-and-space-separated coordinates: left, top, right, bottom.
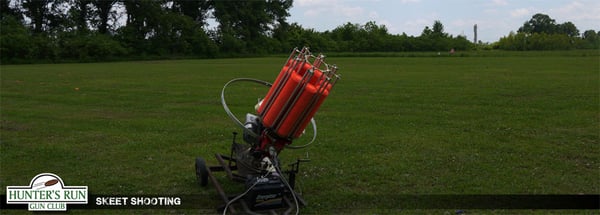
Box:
195, 157, 208, 187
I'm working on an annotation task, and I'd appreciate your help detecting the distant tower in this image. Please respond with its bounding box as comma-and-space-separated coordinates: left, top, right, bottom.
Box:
473, 24, 478, 43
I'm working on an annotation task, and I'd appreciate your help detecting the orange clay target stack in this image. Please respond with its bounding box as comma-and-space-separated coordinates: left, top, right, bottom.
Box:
195, 47, 340, 214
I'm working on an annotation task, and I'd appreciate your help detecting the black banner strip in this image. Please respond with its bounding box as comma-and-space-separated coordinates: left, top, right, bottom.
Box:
1, 194, 598, 210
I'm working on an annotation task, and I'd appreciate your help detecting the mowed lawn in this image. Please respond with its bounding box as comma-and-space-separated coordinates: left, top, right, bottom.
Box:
1, 53, 598, 213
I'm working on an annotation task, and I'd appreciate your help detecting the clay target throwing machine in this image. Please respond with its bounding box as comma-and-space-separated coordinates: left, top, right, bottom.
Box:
195, 47, 340, 214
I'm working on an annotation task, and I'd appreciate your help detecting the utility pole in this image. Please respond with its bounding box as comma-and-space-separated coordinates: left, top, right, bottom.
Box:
473, 24, 478, 43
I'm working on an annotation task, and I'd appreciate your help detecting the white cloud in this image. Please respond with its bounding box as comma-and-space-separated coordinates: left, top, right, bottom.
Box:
402, 18, 433, 35
510, 8, 531, 17
379, 19, 399, 34
451, 19, 475, 28
400, 0, 421, 3
295, 0, 324, 7
369, 11, 379, 20
303, 9, 319, 17
491, 0, 508, 6
483, 8, 500, 15
340, 6, 365, 18
550, 0, 600, 22
298, 0, 367, 20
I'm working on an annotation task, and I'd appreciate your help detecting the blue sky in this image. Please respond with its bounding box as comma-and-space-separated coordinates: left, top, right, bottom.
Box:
287, 0, 600, 42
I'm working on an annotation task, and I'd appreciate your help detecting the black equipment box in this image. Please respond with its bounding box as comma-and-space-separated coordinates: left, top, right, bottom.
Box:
245, 176, 285, 210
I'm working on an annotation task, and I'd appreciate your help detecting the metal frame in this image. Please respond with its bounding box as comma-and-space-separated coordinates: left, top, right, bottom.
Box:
201, 47, 339, 214
197, 133, 308, 214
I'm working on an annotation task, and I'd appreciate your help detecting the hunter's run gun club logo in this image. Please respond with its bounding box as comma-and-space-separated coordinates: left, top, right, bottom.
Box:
6, 173, 88, 211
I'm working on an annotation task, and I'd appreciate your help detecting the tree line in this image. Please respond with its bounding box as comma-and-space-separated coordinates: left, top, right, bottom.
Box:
496, 13, 599, 50
1, 0, 598, 64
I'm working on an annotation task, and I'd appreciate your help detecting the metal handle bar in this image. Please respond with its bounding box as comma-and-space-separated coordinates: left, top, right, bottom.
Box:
220, 78, 318, 149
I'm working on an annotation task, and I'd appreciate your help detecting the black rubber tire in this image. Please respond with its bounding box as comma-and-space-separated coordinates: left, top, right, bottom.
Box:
195, 157, 208, 187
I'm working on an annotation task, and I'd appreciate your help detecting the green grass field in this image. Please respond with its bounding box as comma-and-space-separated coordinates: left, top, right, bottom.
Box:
1, 51, 599, 214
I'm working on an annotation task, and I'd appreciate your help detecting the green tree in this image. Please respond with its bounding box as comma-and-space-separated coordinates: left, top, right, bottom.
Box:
418, 20, 452, 51
286, 23, 336, 52
500, 13, 594, 50
1, 15, 34, 62
581, 29, 600, 49
91, 0, 118, 34
120, 0, 164, 54
1, 0, 21, 20
212, 0, 292, 54
21, 0, 68, 35
171, 0, 210, 26
329, 22, 362, 51
214, 0, 270, 53
497, 31, 527, 50
431, 20, 447, 38
169, 0, 217, 56
420, 26, 432, 37
21, 0, 52, 34
582, 30, 598, 42
557, 21, 579, 38
518, 13, 557, 34
363, 21, 389, 51
267, 0, 293, 52
68, 0, 92, 33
